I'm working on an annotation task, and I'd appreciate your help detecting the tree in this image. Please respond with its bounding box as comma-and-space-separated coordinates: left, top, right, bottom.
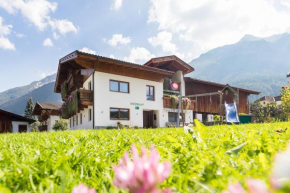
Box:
24, 97, 35, 120
281, 83, 290, 121
52, 120, 68, 131
250, 101, 266, 123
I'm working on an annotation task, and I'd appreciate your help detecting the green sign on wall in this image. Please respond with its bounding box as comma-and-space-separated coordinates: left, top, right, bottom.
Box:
135, 106, 139, 110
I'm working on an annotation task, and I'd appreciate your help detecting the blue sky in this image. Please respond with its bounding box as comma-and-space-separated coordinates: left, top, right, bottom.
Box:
1, 0, 290, 92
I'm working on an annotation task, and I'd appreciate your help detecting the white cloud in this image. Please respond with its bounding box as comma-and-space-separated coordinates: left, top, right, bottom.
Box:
124, 47, 155, 63
108, 34, 131, 47
15, 32, 24, 38
148, 0, 290, 56
43, 38, 53, 47
0, 36, 15, 50
148, 31, 184, 58
281, 0, 290, 8
0, 17, 12, 36
0, 0, 77, 36
0, 17, 15, 50
109, 54, 115, 59
111, 0, 122, 11
79, 47, 96, 55
53, 32, 59, 40
49, 19, 78, 35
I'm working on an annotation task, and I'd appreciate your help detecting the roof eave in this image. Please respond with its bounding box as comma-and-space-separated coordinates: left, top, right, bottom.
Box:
185, 77, 260, 95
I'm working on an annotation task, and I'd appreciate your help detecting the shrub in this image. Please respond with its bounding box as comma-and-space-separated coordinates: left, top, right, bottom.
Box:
213, 115, 221, 124
134, 125, 139, 129
52, 120, 68, 131
31, 121, 40, 132
117, 122, 124, 129
281, 83, 290, 121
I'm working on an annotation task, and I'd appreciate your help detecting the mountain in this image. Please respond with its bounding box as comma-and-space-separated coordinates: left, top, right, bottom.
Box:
189, 33, 290, 101
0, 74, 62, 115
0, 82, 62, 116
0, 74, 56, 106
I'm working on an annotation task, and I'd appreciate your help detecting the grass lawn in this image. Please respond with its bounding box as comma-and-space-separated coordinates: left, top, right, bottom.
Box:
0, 122, 289, 192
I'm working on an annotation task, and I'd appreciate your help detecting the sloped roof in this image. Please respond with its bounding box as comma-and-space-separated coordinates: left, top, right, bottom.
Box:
55, 51, 175, 92
32, 102, 62, 115
274, 96, 282, 101
258, 96, 275, 102
0, 109, 35, 124
37, 102, 61, 110
184, 77, 260, 94
144, 55, 194, 75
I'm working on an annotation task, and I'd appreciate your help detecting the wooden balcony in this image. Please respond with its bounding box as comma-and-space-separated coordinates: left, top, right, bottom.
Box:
38, 114, 49, 122
38, 125, 48, 132
67, 72, 83, 93
79, 89, 93, 107
163, 97, 195, 110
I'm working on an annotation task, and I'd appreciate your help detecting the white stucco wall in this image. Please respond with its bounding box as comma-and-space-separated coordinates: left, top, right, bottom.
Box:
93, 72, 164, 128
12, 121, 31, 133
47, 115, 61, 131
161, 109, 193, 127
67, 71, 191, 129
207, 114, 214, 122
195, 113, 203, 122
68, 106, 93, 130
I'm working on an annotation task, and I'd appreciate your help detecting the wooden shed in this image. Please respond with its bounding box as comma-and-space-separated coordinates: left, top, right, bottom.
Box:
0, 109, 35, 133
185, 78, 260, 115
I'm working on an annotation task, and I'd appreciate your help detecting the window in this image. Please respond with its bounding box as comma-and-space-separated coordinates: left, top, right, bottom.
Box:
110, 108, 130, 120
89, 109, 92, 121
110, 80, 129, 93
73, 117, 75, 127
146, 85, 154, 101
80, 113, 82, 125
88, 81, 92, 90
168, 112, 184, 122
76, 115, 78, 125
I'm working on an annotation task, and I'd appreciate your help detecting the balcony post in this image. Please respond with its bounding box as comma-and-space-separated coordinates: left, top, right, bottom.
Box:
177, 95, 182, 127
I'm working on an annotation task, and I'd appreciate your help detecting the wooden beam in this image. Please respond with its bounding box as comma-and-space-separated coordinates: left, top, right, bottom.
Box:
75, 58, 94, 69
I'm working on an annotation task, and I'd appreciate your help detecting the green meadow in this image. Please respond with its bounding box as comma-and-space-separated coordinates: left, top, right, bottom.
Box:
0, 122, 289, 193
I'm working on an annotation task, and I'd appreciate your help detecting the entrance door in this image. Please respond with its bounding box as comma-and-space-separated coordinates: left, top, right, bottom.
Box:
19, 125, 27, 133
143, 111, 154, 128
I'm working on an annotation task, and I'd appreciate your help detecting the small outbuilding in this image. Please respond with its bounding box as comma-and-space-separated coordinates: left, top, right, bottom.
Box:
0, 109, 35, 133
32, 102, 63, 131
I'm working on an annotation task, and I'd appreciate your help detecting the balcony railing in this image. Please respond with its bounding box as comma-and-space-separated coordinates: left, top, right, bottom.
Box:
163, 96, 195, 110
38, 114, 49, 122
79, 89, 93, 106
38, 125, 48, 132
67, 72, 83, 92
60, 89, 93, 119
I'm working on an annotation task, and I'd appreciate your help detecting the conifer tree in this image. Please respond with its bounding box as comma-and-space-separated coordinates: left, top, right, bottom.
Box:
24, 97, 35, 120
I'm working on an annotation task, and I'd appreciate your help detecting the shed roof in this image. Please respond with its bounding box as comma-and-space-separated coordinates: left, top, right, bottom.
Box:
184, 77, 260, 95
0, 109, 35, 124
